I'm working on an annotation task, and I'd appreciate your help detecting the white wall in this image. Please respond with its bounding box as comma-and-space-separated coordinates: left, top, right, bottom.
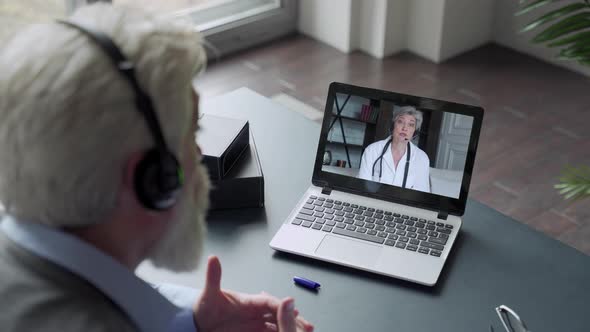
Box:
352, 0, 409, 58
493, 0, 590, 76
298, 0, 451, 61
297, 0, 354, 53
355, 0, 387, 58
383, 0, 409, 56
406, 0, 445, 62
297, 0, 590, 76
439, 0, 495, 61
299, 0, 406, 58
349, 0, 362, 55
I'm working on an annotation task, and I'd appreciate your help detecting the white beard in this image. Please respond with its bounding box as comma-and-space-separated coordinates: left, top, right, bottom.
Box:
146, 162, 210, 272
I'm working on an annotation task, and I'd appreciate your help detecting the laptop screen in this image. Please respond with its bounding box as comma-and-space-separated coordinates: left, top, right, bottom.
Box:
313, 83, 484, 216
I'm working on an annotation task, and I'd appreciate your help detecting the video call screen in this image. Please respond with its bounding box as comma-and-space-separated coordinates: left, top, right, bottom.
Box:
321, 92, 474, 199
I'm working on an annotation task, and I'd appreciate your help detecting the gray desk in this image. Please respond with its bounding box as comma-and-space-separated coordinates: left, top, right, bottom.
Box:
138, 88, 590, 332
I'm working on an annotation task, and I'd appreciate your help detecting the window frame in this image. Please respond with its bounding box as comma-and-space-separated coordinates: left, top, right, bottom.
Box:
88, 0, 297, 57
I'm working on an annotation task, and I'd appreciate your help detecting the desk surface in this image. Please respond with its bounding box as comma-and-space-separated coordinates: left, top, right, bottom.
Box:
138, 88, 590, 332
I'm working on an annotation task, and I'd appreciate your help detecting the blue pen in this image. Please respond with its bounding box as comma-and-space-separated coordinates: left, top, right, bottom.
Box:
293, 276, 321, 290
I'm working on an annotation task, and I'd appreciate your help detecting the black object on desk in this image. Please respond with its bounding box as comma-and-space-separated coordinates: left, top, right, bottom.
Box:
209, 133, 264, 210
196, 114, 249, 181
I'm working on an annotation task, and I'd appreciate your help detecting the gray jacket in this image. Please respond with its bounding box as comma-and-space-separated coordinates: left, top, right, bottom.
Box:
0, 231, 137, 332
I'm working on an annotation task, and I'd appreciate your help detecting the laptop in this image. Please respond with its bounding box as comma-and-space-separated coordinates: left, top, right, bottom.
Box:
270, 82, 484, 286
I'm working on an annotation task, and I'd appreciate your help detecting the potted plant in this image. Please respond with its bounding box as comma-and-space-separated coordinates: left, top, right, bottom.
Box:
517, 0, 590, 201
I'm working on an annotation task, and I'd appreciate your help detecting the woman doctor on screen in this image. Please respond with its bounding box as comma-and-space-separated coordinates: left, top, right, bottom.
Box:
358, 106, 431, 193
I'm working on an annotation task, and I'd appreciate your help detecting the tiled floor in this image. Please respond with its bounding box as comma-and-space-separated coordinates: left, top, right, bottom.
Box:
194, 35, 590, 255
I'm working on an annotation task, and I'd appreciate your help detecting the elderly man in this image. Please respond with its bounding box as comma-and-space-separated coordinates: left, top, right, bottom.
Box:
0, 4, 313, 332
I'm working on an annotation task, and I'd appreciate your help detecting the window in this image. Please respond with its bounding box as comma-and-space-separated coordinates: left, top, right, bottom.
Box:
0, 0, 68, 42
115, 0, 282, 31
2, 0, 297, 57
113, 0, 297, 56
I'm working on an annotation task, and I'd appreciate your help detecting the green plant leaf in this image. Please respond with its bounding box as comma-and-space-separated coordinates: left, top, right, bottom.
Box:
556, 166, 590, 201
557, 186, 574, 195
521, 3, 589, 32
564, 43, 590, 50
547, 30, 590, 47
564, 185, 586, 199
533, 13, 590, 43
537, 22, 590, 43
560, 50, 590, 58
576, 57, 590, 64
516, 0, 559, 16
533, 11, 590, 40
562, 38, 590, 48
562, 43, 590, 51
558, 44, 590, 58
557, 50, 590, 59
557, 54, 590, 61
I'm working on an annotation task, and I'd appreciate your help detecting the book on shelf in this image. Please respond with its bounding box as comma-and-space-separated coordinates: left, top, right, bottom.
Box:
360, 104, 379, 123
370, 105, 379, 123
360, 104, 369, 122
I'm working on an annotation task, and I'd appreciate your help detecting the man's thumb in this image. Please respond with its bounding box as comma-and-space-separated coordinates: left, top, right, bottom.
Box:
278, 298, 296, 332
204, 256, 222, 293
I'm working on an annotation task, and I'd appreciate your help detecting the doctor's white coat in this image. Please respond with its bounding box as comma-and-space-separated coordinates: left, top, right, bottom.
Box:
358, 139, 431, 193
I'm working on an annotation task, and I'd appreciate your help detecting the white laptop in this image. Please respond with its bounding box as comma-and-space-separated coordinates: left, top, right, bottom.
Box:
270, 82, 484, 286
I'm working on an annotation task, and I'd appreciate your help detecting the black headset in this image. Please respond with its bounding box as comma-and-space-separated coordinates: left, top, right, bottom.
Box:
57, 20, 184, 211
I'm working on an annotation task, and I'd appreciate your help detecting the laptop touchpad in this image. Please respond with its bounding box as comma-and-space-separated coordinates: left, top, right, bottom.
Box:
315, 235, 381, 269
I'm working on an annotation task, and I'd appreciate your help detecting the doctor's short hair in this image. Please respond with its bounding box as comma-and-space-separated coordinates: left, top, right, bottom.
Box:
0, 3, 206, 227
391, 106, 423, 131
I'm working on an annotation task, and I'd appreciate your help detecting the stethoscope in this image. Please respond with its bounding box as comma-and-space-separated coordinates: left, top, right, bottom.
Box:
371, 137, 411, 188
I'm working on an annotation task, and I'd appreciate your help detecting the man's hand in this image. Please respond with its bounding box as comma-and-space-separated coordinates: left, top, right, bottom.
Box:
194, 256, 314, 332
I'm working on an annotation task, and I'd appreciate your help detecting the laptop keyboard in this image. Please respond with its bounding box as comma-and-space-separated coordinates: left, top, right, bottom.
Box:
290, 195, 454, 258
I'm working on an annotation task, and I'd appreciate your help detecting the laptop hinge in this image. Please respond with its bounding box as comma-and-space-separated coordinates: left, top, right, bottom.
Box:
437, 210, 449, 220
437, 199, 449, 220
321, 186, 332, 195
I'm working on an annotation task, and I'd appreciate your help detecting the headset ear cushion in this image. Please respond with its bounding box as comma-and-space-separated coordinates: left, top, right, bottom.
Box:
134, 149, 180, 210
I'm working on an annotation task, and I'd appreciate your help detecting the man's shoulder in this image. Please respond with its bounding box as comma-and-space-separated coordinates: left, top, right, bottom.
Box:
0, 232, 137, 332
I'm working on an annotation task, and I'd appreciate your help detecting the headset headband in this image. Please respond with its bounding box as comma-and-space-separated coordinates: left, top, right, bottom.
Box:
56, 20, 170, 154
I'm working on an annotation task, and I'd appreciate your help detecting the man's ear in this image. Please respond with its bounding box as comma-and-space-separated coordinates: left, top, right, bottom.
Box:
120, 151, 147, 207
123, 152, 145, 190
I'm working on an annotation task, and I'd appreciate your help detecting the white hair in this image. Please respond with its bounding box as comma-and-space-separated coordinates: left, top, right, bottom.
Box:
0, 3, 207, 227
392, 105, 423, 131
